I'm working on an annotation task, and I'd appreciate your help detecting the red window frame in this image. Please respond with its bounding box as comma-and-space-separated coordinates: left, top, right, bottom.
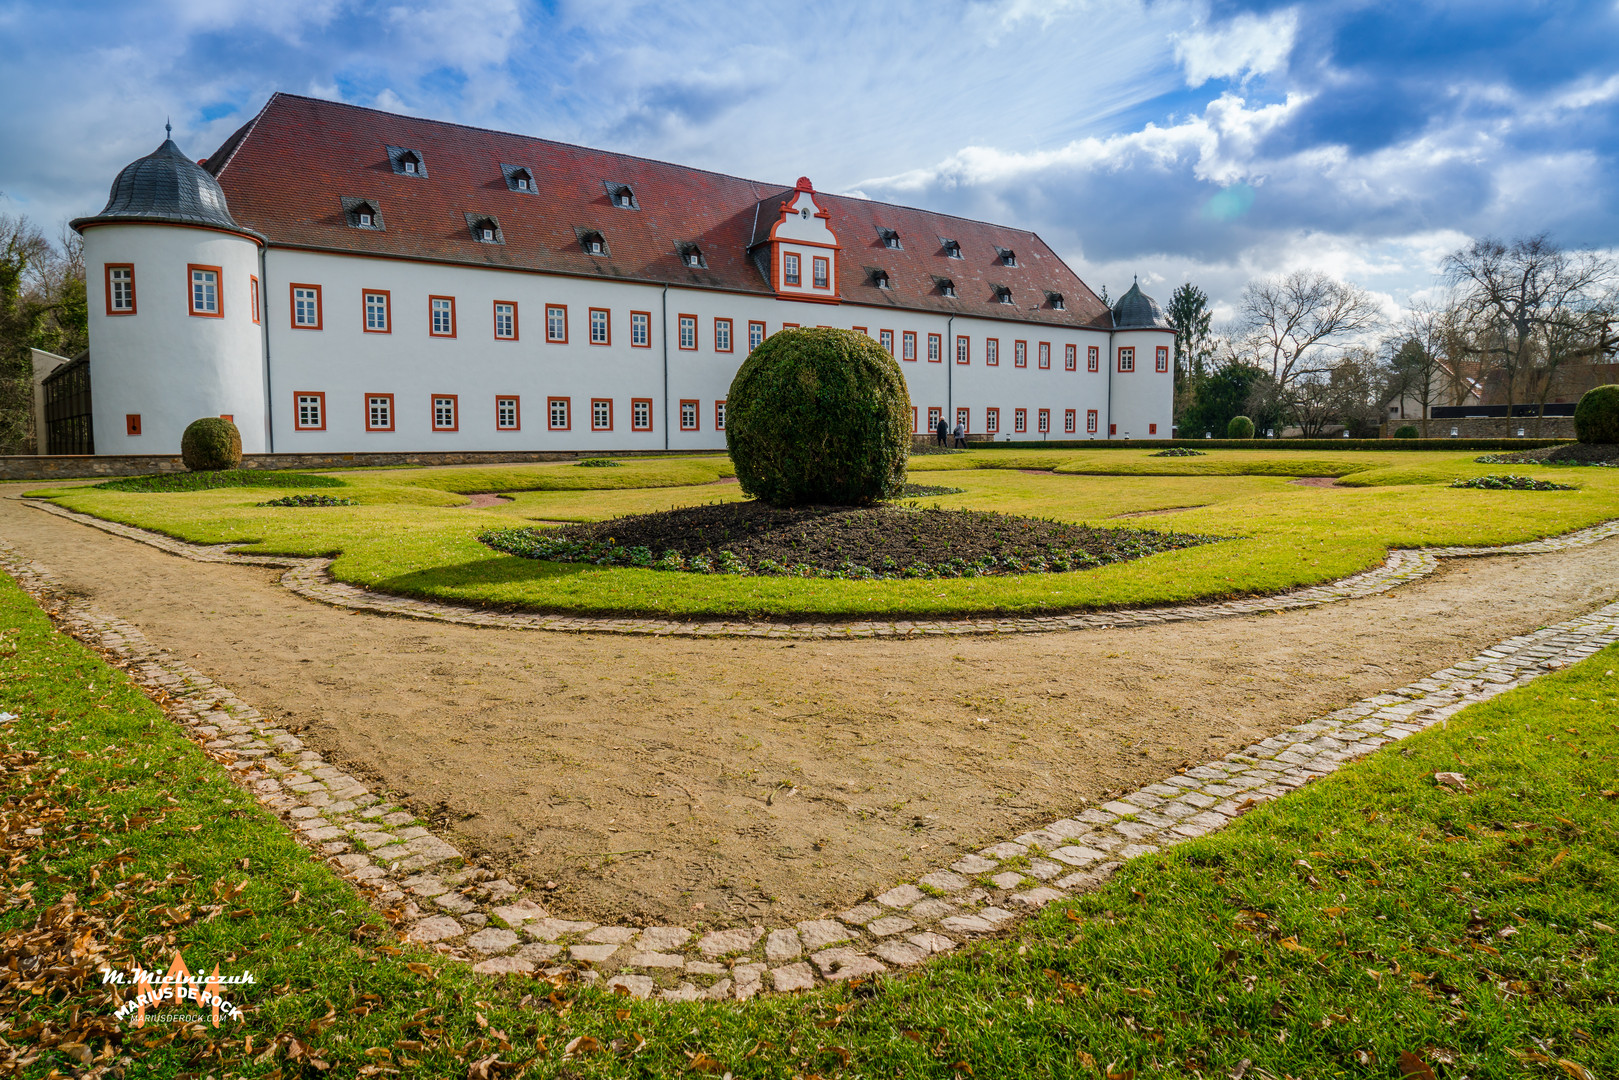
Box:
1149, 423, 1159, 435
287, 282, 322, 329
104, 264, 136, 315
911, 406, 919, 433
1110, 423, 1118, 435
782, 322, 800, 330
986, 407, 1000, 433
545, 304, 568, 344
496, 396, 521, 431
1087, 345, 1100, 372
250, 276, 260, 324
782, 253, 801, 286
985, 337, 999, 366
1038, 408, 1050, 434
189, 264, 223, 318
748, 320, 766, 350
1038, 342, 1051, 369
1156, 345, 1170, 372
955, 335, 970, 365
630, 310, 651, 348
1087, 409, 1098, 433
493, 300, 518, 341
879, 329, 894, 355
364, 393, 395, 432
588, 306, 611, 345
363, 289, 391, 334
1014, 340, 1027, 368
1118, 347, 1135, 373
677, 314, 697, 350
679, 398, 700, 431
715, 400, 727, 431
631, 397, 653, 431
293, 391, 326, 431
852, 326, 868, 336
125, 414, 141, 436
928, 406, 943, 431
428, 295, 457, 338
902, 331, 917, 361
811, 255, 830, 290
1065, 344, 1077, 371
956, 407, 970, 434
714, 317, 734, 353
590, 398, 614, 431
548, 396, 572, 431
1064, 409, 1076, 433
1014, 408, 1027, 433
431, 393, 459, 432
928, 334, 942, 362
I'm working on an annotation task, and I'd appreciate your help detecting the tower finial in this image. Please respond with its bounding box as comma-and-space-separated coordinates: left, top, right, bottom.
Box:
165, 117, 172, 139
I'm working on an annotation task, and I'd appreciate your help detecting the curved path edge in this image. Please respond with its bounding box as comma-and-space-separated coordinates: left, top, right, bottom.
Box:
3, 516, 1619, 1000
19, 497, 1619, 638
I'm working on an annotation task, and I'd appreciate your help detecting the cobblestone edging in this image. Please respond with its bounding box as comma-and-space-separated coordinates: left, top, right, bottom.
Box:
3, 537, 1618, 1001
19, 499, 1619, 639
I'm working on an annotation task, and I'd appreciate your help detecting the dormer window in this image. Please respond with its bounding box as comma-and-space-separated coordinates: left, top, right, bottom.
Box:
872, 269, 890, 290
467, 214, 503, 244
358, 210, 373, 226
938, 278, 957, 298
996, 287, 1014, 305
997, 247, 1018, 267
604, 182, 639, 210
941, 239, 962, 259
878, 228, 902, 250
502, 164, 537, 194
402, 157, 418, 174
676, 242, 706, 268
1048, 292, 1066, 310
578, 228, 608, 256
387, 146, 428, 178
516, 176, 529, 190
482, 226, 494, 241
341, 197, 384, 230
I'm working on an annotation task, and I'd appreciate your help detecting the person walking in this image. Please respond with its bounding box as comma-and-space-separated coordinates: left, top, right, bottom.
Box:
935, 415, 948, 446
953, 419, 967, 448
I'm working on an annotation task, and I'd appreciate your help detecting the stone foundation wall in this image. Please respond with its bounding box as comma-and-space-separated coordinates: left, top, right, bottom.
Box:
1385, 416, 1576, 439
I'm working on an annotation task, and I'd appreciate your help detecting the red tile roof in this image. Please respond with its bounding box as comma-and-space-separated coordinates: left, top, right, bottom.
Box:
207, 94, 1110, 329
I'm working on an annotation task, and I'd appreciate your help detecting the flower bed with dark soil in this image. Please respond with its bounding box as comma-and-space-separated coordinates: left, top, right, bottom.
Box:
482, 501, 1214, 579
1477, 444, 1619, 467
1451, 474, 1576, 491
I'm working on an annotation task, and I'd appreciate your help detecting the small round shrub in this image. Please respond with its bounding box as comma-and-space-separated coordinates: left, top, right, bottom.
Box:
1393, 425, 1419, 439
726, 327, 911, 506
576, 458, 622, 467
1226, 415, 1255, 439
181, 417, 242, 471
1574, 384, 1619, 444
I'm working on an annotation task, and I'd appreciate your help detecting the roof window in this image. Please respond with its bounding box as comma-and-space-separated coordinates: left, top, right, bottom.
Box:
604, 182, 639, 210
878, 228, 902, 250
936, 277, 957, 298
501, 164, 537, 193
996, 286, 1014, 305
1047, 291, 1065, 310
387, 146, 428, 178
340, 196, 385, 231
577, 227, 608, 257
872, 269, 890, 290
676, 242, 706, 268
997, 247, 1018, 267
941, 238, 962, 259
467, 214, 503, 244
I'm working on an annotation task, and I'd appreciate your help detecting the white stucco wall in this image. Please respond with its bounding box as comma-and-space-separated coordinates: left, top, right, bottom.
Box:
1108, 329, 1176, 440
84, 222, 267, 453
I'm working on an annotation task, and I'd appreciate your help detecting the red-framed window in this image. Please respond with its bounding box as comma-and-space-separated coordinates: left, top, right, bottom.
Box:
1014, 340, 1027, 368
105, 264, 136, 315
125, 414, 141, 436
294, 391, 325, 431
782, 322, 800, 330
630, 310, 651, 347
956, 407, 970, 434
955, 336, 970, 365
496, 396, 520, 431
250, 276, 260, 324
548, 397, 571, 431
589, 307, 611, 345
715, 318, 733, 353
879, 329, 894, 355
1014, 408, 1027, 433
679, 399, 699, 430
432, 394, 459, 431
1064, 409, 1076, 433
783, 253, 801, 286
1087, 345, 1100, 372
588, 398, 611, 431
715, 400, 727, 430
365, 393, 394, 432
363, 290, 391, 333
1065, 344, 1077, 371
985, 338, 999, 366
1156, 345, 1170, 372
286, 283, 320, 329
631, 398, 653, 431
928, 406, 942, 431
1038, 408, 1050, 434
928, 334, 942, 362
1149, 423, 1159, 435
545, 304, 568, 343
986, 407, 1000, 434
494, 301, 518, 340
189, 264, 223, 318
852, 325, 867, 336
429, 296, 457, 337
812, 256, 830, 289
1118, 346, 1135, 373
678, 314, 697, 350
1110, 423, 1118, 435
901, 331, 917, 361
1038, 342, 1051, 369
748, 320, 765, 350
1087, 409, 1098, 433
911, 406, 919, 433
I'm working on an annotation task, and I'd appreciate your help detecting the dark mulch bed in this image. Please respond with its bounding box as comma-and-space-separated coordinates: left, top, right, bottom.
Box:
1477, 443, 1619, 466
481, 502, 1215, 580
1451, 474, 1576, 491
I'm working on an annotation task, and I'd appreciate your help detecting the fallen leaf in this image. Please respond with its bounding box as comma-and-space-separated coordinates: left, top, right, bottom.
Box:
563, 1036, 600, 1060
1557, 1061, 1596, 1080
1550, 850, 1568, 869
1077, 1050, 1096, 1069
1229, 1059, 1250, 1080
1323, 907, 1349, 918
1432, 772, 1470, 792
687, 1052, 725, 1074
1399, 1051, 1438, 1080
1593, 921, 1615, 934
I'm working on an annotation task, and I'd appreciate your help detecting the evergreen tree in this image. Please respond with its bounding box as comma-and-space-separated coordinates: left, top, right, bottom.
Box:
1166, 282, 1213, 385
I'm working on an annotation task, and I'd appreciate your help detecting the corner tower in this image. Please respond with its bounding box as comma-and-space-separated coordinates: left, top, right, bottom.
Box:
1108, 279, 1175, 439
72, 129, 268, 454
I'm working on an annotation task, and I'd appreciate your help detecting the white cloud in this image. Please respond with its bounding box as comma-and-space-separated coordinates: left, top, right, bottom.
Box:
1173, 8, 1298, 88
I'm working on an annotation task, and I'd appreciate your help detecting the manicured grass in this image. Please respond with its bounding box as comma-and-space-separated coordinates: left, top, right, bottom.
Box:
5, 567, 1614, 1076
94, 469, 348, 492
30, 449, 1619, 619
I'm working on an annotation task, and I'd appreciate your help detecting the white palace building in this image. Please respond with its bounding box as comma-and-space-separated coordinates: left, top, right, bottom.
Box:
70, 94, 1173, 455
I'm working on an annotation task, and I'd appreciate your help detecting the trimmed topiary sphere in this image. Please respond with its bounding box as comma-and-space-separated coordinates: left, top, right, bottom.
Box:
726, 327, 911, 506
1574, 384, 1619, 444
181, 417, 243, 471
1226, 415, 1256, 439
1393, 425, 1419, 439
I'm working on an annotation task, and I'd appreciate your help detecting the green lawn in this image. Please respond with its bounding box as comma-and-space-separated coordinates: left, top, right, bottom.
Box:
28, 449, 1619, 619
3, 564, 1614, 1077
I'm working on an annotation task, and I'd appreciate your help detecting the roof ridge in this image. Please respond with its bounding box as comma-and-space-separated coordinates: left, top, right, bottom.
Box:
205, 95, 275, 179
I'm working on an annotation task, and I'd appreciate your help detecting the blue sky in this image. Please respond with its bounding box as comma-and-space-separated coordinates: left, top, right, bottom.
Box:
2, 0, 1616, 320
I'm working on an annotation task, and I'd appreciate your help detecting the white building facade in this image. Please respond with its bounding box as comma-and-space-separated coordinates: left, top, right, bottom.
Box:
74, 96, 1173, 456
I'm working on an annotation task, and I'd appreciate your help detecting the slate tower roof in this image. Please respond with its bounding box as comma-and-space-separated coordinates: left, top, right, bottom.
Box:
1111, 279, 1171, 329
72, 132, 262, 239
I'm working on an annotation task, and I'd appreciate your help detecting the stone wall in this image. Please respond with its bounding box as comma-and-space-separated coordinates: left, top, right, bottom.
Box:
1384, 416, 1576, 439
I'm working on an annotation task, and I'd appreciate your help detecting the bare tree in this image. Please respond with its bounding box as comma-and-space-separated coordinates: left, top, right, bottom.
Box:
1239, 270, 1384, 391
1444, 234, 1616, 418
0, 213, 86, 451
1383, 298, 1461, 436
